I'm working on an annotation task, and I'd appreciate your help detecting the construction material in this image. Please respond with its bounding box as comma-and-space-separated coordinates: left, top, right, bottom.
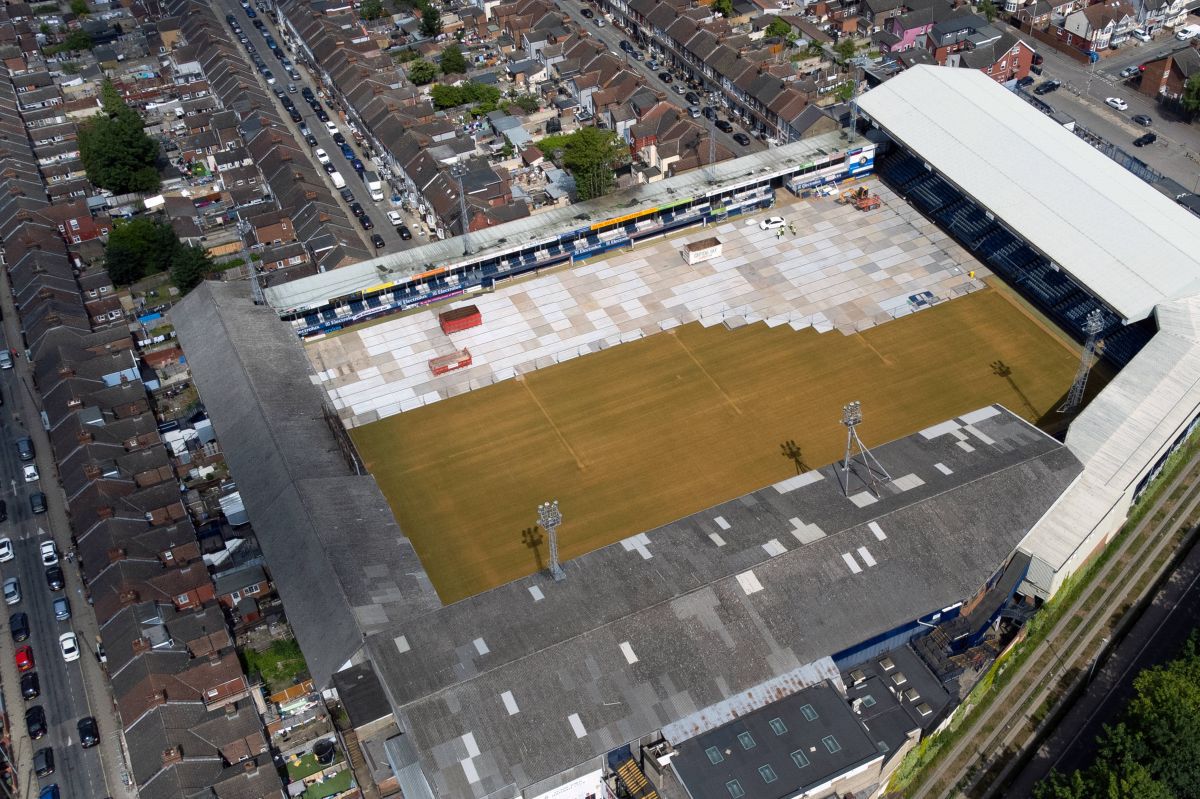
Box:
429, 349, 472, 376
439, 305, 482, 335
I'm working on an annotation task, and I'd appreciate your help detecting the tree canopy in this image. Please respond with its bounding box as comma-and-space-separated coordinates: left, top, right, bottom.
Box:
407, 59, 437, 85
765, 18, 793, 38
170, 244, 214, 293
1036, 632, 1200, 799
440, 43, 467, 75
979, 0, 997, 22
1183, 74, 1200, 116
360, 0, 384, 19
104, 218, 179, 285
712, 0, 733, 16
537, 127, 627, 201
78, 79, 160, 194
420, 3, 442, 37
430, 81, 500, 111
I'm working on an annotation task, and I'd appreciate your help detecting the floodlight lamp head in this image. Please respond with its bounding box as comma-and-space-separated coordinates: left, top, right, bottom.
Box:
538, 500, 562, 529
842, 401, 862, 427
1083, 309, 1104, 336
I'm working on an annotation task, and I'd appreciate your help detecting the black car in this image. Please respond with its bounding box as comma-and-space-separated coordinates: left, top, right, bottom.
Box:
349, 202, 365, 217
715, 119, 733, 133
1034, 79, 1061, 95
34, 747, 53, 778
20, 671, 39, 700
685, 91, 700, 105
0, 500, 7, 523
581, 7, 593, 17
370, 233, 386, 249
339, 187, 356, 202
25, 706, 46, 740
226, 13, 236, 23
273, 88, 286, 99
732, 132, 750, 146
302, 86, 315, 99
305, 133, 319, 147
317, 109, 330, 123
398, 225, 413, 240
1016, 76, 1035, 88
281, 96, 295, 110
360, 215, 374, 230
1132, 114, 1153, 126
703, 106, 717, 120
10, 611, 28, 642
323, 162, 337, 174
658, 72, 673, 83
333, 132, 347, 145
619, 40, 632, 52
289, 109, 303, 123
1134, 132, 1157, 147
78, 717, 99, 749
45, 567, 63, 592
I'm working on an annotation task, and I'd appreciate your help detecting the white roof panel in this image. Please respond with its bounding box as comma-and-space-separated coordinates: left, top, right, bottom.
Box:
857, 66, 1200, 322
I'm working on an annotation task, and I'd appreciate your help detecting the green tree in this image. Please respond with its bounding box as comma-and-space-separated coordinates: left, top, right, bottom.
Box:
834, 38, 857, 63
430, 83, 465, 108
765, 17, 793, 38
39, 22, 52, 36
104, 218, 179, 285
1182, 72, 1200, 116
78, 80, 161, 194
513, 94, 539, 113
538, 126, 626, 200
48, 28, 93, 54
712, 0, 733, 16
360, 0, 384, 19
440, 43, 467, 75
420, 3, 442, 37
169, 244, 213, 294
69, 0, 89, 14
979, 0, 997, 21
407, 58, 437, 85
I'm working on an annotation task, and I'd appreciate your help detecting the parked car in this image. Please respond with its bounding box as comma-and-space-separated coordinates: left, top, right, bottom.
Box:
305, 133, 319, 147
59, 632, 79, 663
45, 567, 63, 592
16, 436, 34, 461
38, 785, 58, 799
20, 671, 39, 699
658, 72, 673, 83
4, 577, 20, 606
1034, 79, 1061, 95
371, 233, 386, 249
323, 162, 337, 174
0, 500, 8, 523
715, 119, 733, 133
52, 596, 70, 622
703, 106, 717, 120
0, 537, 13, 563
732, 132, 750, 146
289, 109, 303, 123
1016, 76, 1035, 88
34, 747, 53, 778
15, 645, 33, 672
29, 492, 45, 515
40, 541, 57, 567
10, 612, 28, 642
334, 132, 348, 146
398, 225, 413, 240
1105, 96, 1128, 110
78, 717, 99, 748
360, 215, 374, 230
1120, 65, 1140, 78
759, 216, 786, 230
340, 188, 356, 203
25, 706, 46, 740
581, 7, 593, 16
685, 91, 700, 105
387, 211, 403, 227
1134, 132, 1158, 146
1132, 113, 1152, 126
349, 202, 365, 217
324, 120, 339, 136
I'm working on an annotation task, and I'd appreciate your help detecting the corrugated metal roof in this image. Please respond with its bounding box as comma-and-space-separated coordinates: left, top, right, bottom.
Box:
857, 66, 1200, 323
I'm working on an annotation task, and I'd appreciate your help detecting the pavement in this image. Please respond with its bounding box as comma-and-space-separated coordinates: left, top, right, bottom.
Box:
0, 269, 138, 798
1005, 533, 1200, 796
1003, 19, 1200, 188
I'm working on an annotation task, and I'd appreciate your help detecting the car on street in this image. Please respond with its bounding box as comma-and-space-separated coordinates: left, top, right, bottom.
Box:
78, 717, 99, 748
29, 492, 45, 515
323, 162, 337, 174
34, 747, 53, 778
4, 577, 20, 606
1034, 79, 1061, 95
1016, 76, 1035, 88
15, 645, 33, 672
289, 109, 303, 123
1120, 65, 1140, 78
315, 148, 330, 165
1132, 113, 1153, 126
630, 49, 643, 60
40, 541, 57, 566
316, 108, 330, 122
759, 216, 786, 230
324, 120, 339, 136
398, 224, 413, 240
10, 612, 28, 642
703, 106, 717, 120
334, 132, 347, 146
715, 119, 733, 133
0, 501, 7, 524
339, 188, 356, 203
0, 538, 13, 563
360, 215, 374, 230
305, 133, 319, 147
1105, 96, 1129, 110
581, 7, 593, 16
1134, 132, 1158, 146
658, 72, 673, 83
302, 86, 315, 99
53, 596, 70, 621
45, 566, 63, 592
732, 132, 750, 146
25, 706, 46, 739
349, 202, 365, 217
371, 233, 386, 249
594, 17, 605, 26
685, 91, 700, 105
20, 671, 39, 699
387, 210, 403, 227
17, 436, 34, 461
59, 632, 79, 662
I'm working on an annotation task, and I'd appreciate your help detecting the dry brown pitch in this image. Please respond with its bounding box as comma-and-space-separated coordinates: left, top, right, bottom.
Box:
352, 288, 1081, 604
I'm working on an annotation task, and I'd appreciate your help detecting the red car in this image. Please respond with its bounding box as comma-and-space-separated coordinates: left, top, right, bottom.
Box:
15, 645, 33, 673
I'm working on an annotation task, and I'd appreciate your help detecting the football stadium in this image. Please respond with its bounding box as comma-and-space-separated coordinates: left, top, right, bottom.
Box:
174, 66, 1200, 799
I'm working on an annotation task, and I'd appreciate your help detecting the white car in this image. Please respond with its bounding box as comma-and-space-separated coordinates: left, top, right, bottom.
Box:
1120, 65, 1139, 78
3, 577, 19, 606
759, 216, 786, 230
324, 120, 339, 136
22, 464, 37, 483
59, 631, 79, 662
1105, 97, 1129, 111
387, 211, 403, 227
0, 538, 12, 563
39, 541, 58, 567
314, 148, 330, 165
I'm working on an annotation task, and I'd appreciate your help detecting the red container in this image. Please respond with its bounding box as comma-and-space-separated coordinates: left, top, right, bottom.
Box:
439, 305, 482, 335
429, 348, 472, 376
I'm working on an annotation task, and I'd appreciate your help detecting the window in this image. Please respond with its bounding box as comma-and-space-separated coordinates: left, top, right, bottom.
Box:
726, 780, 744, 799
705, 746, 723, 765
769, 718, 787, 735
800, 704, 819, 722
823, 735, 841, 754
176, 593, 189, 604
232, 590, 241, 602
737, 732, 756, 750
758, 765, 778, 784
861, 694, 877, 708
791, 750, 810, 769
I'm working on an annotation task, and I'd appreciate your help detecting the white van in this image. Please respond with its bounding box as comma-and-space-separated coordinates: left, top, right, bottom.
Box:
330, 171, 346, 189
1176, 24, 1200, 40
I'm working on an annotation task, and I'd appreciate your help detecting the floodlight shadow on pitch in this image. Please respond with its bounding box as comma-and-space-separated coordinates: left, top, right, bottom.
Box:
839, 401, 891, 497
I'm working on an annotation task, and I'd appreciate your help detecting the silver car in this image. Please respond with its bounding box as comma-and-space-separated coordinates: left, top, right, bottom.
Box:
3, 577, 20, 606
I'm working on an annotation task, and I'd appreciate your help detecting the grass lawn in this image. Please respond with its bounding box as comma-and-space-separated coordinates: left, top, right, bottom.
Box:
286, 752, 344, 782
241, 638, 309, 694
354, 288, 1087, 604
302, 769, 353, 799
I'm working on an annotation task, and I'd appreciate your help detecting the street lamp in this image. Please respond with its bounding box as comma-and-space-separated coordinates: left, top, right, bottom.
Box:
537, 500, 566, 581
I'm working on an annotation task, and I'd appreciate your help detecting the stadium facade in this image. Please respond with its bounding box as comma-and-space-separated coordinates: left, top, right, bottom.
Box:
174, 66, 1200, 798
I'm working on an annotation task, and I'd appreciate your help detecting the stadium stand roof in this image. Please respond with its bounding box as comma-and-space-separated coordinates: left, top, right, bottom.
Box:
262, 130, 856, 314
363, 405, 1080, 797
856, 66, 1200, 324
170, 282, 441, 686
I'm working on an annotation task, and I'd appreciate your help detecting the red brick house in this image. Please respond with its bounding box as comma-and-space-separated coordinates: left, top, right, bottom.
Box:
1138, 46, 1200, 99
